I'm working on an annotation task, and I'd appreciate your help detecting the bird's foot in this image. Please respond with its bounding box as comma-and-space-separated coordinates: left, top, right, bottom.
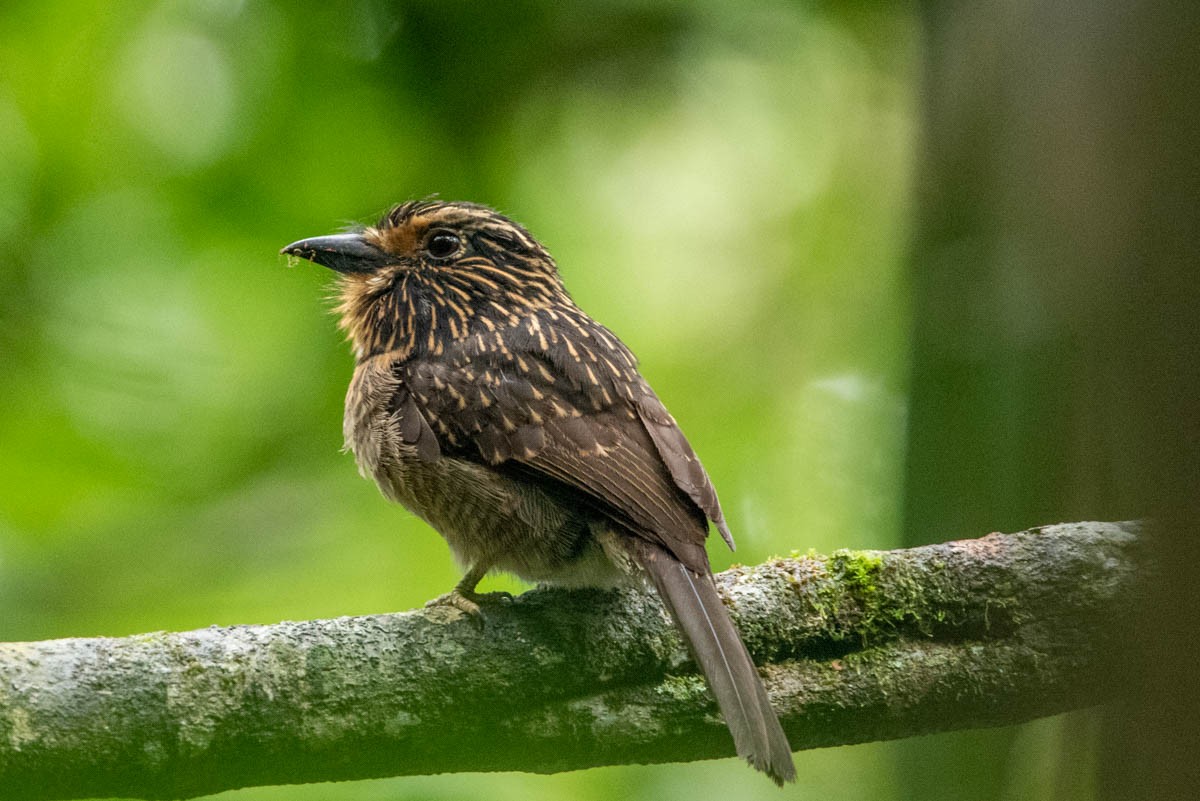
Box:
425, 589, 512, 619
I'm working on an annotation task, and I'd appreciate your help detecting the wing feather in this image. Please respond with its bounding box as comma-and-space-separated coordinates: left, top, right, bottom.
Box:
390, 386, 441, 462
399, 313, 728, 573
635, 388, 735, 549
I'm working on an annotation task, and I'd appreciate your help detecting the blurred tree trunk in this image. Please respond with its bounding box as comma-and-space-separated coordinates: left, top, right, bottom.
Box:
905, 2, 1199, 799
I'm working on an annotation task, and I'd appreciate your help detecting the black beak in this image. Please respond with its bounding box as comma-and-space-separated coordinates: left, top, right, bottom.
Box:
280, 232, 391, 274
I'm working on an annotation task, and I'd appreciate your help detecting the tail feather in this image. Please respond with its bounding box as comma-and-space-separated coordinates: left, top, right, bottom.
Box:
634, 542, 796, 785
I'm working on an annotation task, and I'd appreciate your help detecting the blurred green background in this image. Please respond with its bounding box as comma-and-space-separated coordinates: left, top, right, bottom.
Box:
0, 1, 1130, 799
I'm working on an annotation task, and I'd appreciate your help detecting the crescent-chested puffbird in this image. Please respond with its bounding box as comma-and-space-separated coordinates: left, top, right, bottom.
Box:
282, 200, 795, 784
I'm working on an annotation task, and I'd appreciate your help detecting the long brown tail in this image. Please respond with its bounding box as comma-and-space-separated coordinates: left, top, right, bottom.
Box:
633, 541, 796, 785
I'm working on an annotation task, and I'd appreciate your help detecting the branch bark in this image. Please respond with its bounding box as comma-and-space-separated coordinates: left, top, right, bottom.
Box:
0, 521, 1144, 800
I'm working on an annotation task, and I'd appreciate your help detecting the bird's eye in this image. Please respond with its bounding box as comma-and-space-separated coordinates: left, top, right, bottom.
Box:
425, 230, 461, 259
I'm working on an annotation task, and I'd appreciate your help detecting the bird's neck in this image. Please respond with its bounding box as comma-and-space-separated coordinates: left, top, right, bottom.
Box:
336, 272, 574, 363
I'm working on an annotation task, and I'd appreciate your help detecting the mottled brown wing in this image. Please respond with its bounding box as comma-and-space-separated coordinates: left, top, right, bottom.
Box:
398, 315, 722, 573
521, 406, 712, 572
634, 386, 735, 550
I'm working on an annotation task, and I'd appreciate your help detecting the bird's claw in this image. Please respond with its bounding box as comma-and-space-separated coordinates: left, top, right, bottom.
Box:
425, 589, 512, 620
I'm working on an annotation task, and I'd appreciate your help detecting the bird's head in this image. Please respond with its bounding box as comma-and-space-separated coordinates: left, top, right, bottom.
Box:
282, 200, 568, 359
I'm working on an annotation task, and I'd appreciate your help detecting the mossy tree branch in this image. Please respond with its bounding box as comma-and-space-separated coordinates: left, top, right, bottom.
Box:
0, 521, 1143, 800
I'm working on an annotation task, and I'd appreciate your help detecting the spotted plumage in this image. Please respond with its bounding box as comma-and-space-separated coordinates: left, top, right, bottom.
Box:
283, 200, 794, 784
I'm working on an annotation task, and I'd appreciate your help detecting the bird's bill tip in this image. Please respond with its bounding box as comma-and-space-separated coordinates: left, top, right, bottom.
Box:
279, 232, 389, 274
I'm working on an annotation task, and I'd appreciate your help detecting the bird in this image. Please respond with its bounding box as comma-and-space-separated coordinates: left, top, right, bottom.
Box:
281, 199, 795, 784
